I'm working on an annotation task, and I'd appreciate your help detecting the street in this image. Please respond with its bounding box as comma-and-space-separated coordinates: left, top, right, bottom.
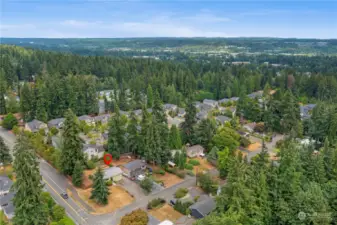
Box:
0, 127, 196, 225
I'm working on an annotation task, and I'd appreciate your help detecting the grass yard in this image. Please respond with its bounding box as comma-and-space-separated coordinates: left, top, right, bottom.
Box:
149, 204, 183, 222
192, 157, 215, 174
151, 165, 183, 187
77, 185, 134, 214
247, 142, 262, 152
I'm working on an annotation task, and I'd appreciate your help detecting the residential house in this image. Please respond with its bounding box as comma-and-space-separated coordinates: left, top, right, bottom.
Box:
78, 115, 95, 125
98, 99, 105, 114
189, 197, 216, 219
228, 106, 237, 117
0, 192, 14, 210
120, 110, 130, 117
203, 99, 218, 108
167, 117, 184, 128
133, 109, 142, 117
215, 115, 231, 125
82, 144, 105, 160
177, 108, 186, 117
0, 176, 13, 196
122, 159, 147, 178
3, 203, 14, 219
147, 108, 153, 113
25, 119, 47, 133
218, 98, 230, 105
186, 145, 205, 158
300, 104, 316, 120
248, 91, 263, 99
194, 101, 202, 110
163, 104, 178, 113
199, 103, 213, 112
243, 122, 256, 133
196, 111, 208, 121
230, 97, 239, 102
47, 118, 65, 129
103, 167, 123, 182
94, 114, 111, 124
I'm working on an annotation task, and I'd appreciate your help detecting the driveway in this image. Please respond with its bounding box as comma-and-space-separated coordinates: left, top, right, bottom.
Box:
121, 177, 146, 199
247, 133, 284, 161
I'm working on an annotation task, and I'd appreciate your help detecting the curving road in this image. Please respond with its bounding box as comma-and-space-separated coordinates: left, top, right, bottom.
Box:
0, 127, 196, 225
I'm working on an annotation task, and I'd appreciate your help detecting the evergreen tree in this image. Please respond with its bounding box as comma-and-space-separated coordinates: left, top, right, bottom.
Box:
0, 69, 7, 115
90, 167, 110, 205
147, 85, 154, 108
152, 90, 166, 123
20, 82, 34, 122
195, 118, 216, 149
12, 135, 48, 225
72, 160, 83, 187
108, 104, 127, 157
0, 136, 12, 166
180, 101, 196, 144
60, 109, 84, 176
169, 125, 182, 149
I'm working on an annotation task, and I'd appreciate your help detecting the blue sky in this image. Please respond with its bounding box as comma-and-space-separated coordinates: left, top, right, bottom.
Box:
1, 0, 336, 38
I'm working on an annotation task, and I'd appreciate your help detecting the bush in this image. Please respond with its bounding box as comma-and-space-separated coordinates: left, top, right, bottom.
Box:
197, 173, 218, 194
111, 151, 120, 160
188, 159, 200, 166
186, 170, 195, 176
147, 198, 165, 209
185, 164, 194, 170
175, 188, 188, 199
120, 209, 148, 225
154, 169, 165, 175
254, 122, 265, 133
176, 171, 186, 179
106, 180, 112, 186
140, 178, 153, 194
86, 160, 96, 170
2, 113, 18, 130
173, 200, 193, 215
194, 196, 200, 202
12, 125, 19, 135
240, 136, 251, 147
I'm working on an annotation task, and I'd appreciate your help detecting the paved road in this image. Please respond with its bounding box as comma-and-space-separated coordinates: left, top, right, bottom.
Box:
0, 127, 196, 225
247, 133, 284, 161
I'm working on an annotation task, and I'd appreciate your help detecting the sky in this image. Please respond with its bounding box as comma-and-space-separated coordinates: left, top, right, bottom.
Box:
1, 0, 336, 39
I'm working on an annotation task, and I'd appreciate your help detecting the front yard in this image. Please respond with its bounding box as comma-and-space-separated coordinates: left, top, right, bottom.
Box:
152, 166, 184, 187
77, 185, 134, 214
191, 157, 215, 174
149, 203, 183, 222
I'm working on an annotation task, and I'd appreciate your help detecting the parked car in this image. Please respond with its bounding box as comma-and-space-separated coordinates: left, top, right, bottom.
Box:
137, 174, 146, 181
169, 199, 176, 206
60, 192, 69, 199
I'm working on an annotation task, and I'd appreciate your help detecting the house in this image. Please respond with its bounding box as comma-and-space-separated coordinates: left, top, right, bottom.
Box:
25, 119, 47, 133
147, 108, 153, 113
0, 176, 13, 196
82, 144, 105, 160
168, 117, 184, 128
3, 202, 14, 219
98, 99, 105, 114
133, 109, 142, 117
94, 114, 111, 124
228, 106, 237, 117
122, 159, 147, 178
78, 115, 95, 125
248, 91, 263, 99
199, 103, 213, 112
218, 98, 230, 105
189, 197, 216, 219
300, 104, 316, 119
103, 167, 123, 182
177, 108, 186, 117
194, 101, 202, 110
215, 115, 231, 125
186, 145, 205, 158
243, 122, 256, 133
163, 104, 178, 113
47, 118, 65, 129
196, 111, 208, 120
120, 110, 130, 117
203, 99, 218, 108
0, 192, 14, 210
230, 97, 239, 102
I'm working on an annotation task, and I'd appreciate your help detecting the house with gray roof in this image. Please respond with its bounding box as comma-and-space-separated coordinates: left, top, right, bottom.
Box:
215, 115, 231, 125
25, 119, 47, 133
177, 108, 186, 117
3, 202, 14, 219
196, 111, 208, 121
203, 99, 218, 108
98, 99, 105, 114
199, 103, 213, 112
186, 145, 205, 158
189, 197, 216, 219
47, 118, 65, 129
82, 144, 105, 160
122, 159, 147, 178
163, 104, 178, 113
0, 192, 14, 209
0, 176, 13, 195
247, 91, 263, 99
230, 97, 239, 102
300, 104, 316, 120
103, 167, 123, 182
78, 115, 95, 125
133, 109, 143, 117
94, 114, 111, 124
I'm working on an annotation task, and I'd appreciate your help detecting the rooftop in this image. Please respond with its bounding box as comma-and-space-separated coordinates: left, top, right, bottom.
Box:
103, 167, 123, 179
189, 197, 216, 217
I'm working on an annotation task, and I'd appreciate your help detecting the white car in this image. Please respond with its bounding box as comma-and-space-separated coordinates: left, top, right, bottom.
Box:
137, 174, 145, 181
199, 153, 205, 157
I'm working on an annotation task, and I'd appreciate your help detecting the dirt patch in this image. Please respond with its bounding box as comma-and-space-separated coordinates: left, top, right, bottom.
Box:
82, 165, 110, 189
77, 185, 134, 214
111, 155, 135, 166
149, 204, 183, 222
247, 142, 262, 152
152, 172, 183, 188
192, 157, 215, 174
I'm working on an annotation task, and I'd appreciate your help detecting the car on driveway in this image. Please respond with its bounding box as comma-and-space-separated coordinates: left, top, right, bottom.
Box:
60, 192, 68, 199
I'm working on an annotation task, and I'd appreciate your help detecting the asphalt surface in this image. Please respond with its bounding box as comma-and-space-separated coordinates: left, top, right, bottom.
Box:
0, 127, 196, 225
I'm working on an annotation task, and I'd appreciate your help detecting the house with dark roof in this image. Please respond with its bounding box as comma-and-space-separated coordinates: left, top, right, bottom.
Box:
122, 159, 147, 178
189, 197, 216, 219
218, 98, 230, 105
47, 118, 65, 129
25, 119, 47, 133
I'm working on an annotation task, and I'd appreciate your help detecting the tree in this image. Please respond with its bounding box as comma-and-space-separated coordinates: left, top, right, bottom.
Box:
126, 112, 140, 155
12, 134, 48, 225
120, 209, 148, 225
217, 147, 230, 178
197, 173, 217, 194
20, 82, 34, 122
146, 85, 154, 108
0, 136, 12, 166
72, 161, 83, 187
195, 118, 216, 149
2, 113, 18, 130
90, 167, 110, 205
180, 101, 197, 144
108, 104, 127, 157
60, 109, 84, 176
51, 205, 66, 222
0, 69, 7, 115
211, 127, 240, 153
169, 125, 182, 149
140, 177, 153, 194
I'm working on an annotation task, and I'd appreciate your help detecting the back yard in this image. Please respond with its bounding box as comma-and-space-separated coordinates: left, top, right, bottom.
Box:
149, 204, 183, 222
151, 165, 183, 187
192, 157, 215, 174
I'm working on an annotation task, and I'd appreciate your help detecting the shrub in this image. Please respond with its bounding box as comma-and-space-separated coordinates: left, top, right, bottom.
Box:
176, 171, 186, 179
173, 200, 193, 215
197, 173, 218, 194
159, 169, 165, 175
111, 151, 120, 160
186, 170, 195, 176
12, 125, 19, 135
140, 178, 153, 194
175, 188, 188, 199
194, 196, 200, 202
49, 127, 59, 136
147, 198, 165, 209
106, 180, 112, 186
240, 136, 251, 147
254, 122, 265, 133
86, 160, 96, 170
188, 159, 200, 166
185, 164, 194, 170
2, 113, 18, 130
120, 209, 148, 225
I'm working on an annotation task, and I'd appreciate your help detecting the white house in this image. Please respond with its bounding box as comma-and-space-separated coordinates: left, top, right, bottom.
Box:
82, 144, 105, 159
